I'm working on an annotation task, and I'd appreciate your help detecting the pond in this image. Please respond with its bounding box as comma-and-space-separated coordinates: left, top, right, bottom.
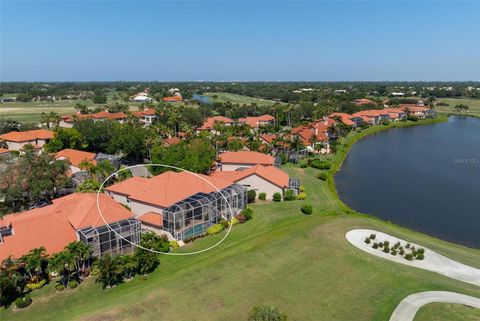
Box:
335, 117, 480, 248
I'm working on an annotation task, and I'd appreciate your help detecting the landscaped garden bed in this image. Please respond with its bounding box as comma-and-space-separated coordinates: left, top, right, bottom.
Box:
364, 233, 425, 261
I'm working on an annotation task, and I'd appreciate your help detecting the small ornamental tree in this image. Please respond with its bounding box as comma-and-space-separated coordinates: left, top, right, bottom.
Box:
248, 305, 287, 321
258, 192, 267, 201
247, 190, 257, 203
283, 189, 296, 201
272, 192, 282, 202
301, 204, 313, 215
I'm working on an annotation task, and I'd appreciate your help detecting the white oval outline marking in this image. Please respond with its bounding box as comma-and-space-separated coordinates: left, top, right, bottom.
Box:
96, 164, 236, 256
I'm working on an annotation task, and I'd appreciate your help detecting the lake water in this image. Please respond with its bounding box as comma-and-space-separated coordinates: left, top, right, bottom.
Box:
192, 94, 211, 104
335, 117, 480, 248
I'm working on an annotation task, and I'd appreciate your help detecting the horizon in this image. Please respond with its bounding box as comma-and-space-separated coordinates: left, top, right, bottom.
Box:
1, 1, 479, 82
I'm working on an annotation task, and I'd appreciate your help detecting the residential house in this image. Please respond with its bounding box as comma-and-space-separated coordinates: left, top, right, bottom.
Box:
352, 110, 390, 125
162, 95, 182, 102
0, 129, 53, 151
132, 108, 157, 125
0, 193, 141, 262
382, 108, 407, 121
238, 114, 275, 128
211, 165, 299, 200
105, 171, 247, 241
0, 148, 12, 157
329, 113, 356, 126
197, 116, 235, 132
354, 98, 377, 106
399, 105, 436, 119
55, 148, 97, 174
217, 151, 276, 171
60, 111, 127, 128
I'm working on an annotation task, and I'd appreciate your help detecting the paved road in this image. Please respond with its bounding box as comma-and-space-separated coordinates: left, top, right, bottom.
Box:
389, 291, 480, 321
345, 229, 480, 287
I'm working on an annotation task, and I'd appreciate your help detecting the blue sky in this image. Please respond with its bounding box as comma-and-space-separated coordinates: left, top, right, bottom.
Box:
1, 1, 479, 81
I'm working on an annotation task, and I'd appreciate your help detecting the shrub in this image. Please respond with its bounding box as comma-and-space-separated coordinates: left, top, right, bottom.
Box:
219, 218, 229, 229
299, 160, 308, 168
26, 279, 47, 291
311, 159, 331, 170
399, 249, 405, 256
55, 284, 65, 291
297, 192, 306, 200
383, 240, 390, 247
242, 207, 253, 220
417, 248, 425, 254
169, 240, 179, 249
405, 253, 413, 261
390, 250, 397, 256
369, 234, 376, 240
364, 238, 371, 244
301, 204, 313, 215
372, 243, 379, 249
383, 246, 390, 253
283, 189, 296, 201
416, 253, 425, 260
406, 243, 410, 248
317, 172, 327, 181
258, 192, 267, 201
14, 295, 32, 309
272, 192, 282, 202
235, 213, 247, 223
411, 246, 416, 252
247, 190, 257, 203
207, 224, 224, 235
378, 242, 383, 247
230, 217, 239, 225
407, 115, 418, 122
68, 280, 78, 289
299, 185, 306, 193
248, 305, 287, 321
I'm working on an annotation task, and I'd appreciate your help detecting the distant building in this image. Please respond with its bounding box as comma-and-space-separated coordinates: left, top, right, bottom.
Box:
218, 151, 276, 171
197, 116, 235, 132
0, 129, 53, 151
54, 149, 97, 174
238, 114, 275, 128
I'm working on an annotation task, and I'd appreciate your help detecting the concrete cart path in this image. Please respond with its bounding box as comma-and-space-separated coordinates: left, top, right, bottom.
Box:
389, 291, 480, 321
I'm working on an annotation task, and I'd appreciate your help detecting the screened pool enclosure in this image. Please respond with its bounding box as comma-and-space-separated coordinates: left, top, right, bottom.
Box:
78, 218, 141, 257
161, 184, 247, 240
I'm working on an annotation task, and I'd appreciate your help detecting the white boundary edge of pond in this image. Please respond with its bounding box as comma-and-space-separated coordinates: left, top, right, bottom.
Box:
345, 229, 480, 287
389, 291, 480, 321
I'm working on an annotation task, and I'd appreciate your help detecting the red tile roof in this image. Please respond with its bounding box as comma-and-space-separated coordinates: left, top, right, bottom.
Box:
212, 165, 289, 188
55, 149, 96, 168
164, 137, 181, 145
132, 108, 156, 117
198, 116, 234, 130
138, 212, 163, 227
354, 98, 377, 106
0, 129, 53, 142
219, 151, 275, 166
162, 96, 182, 102
260, 134, 277, 144
238, 114, 275, 128
0, 193, 134, 261
106, 171, 234, 208
329, 113, 355, 126
0, 148, 11, 155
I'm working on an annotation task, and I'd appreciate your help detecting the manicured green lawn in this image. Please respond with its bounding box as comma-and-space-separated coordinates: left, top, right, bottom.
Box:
1, 117, 479, 321
0, 100, 146, 122
204, 92, 282, 106
414, 302, 480, 321
435, 98, 480, 118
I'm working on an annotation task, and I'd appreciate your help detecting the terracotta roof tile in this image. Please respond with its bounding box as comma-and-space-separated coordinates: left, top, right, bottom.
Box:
0, 193, 134, 261
106, 171, 234, 208
212, 165, 289, 188
219, 151, 275, 166
0, 129, 53, 142
55, 149, 96, 168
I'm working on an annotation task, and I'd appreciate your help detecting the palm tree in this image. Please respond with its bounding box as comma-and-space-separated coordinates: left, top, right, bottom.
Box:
19, 247, 47, 282
48, 250, 75, 288
65, 242, 91, 278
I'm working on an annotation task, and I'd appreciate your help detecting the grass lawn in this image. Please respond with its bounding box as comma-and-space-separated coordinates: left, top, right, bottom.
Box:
1, 117, 479, 321
204, 92, 282, 107
414, 302, 480, 321
0, 100, 145, 123
435, 97, 480, 118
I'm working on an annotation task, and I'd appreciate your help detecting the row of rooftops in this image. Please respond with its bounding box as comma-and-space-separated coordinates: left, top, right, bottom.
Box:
198, 114, 275, 130
0, 149, 287, 261
60, 108, 157, 124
